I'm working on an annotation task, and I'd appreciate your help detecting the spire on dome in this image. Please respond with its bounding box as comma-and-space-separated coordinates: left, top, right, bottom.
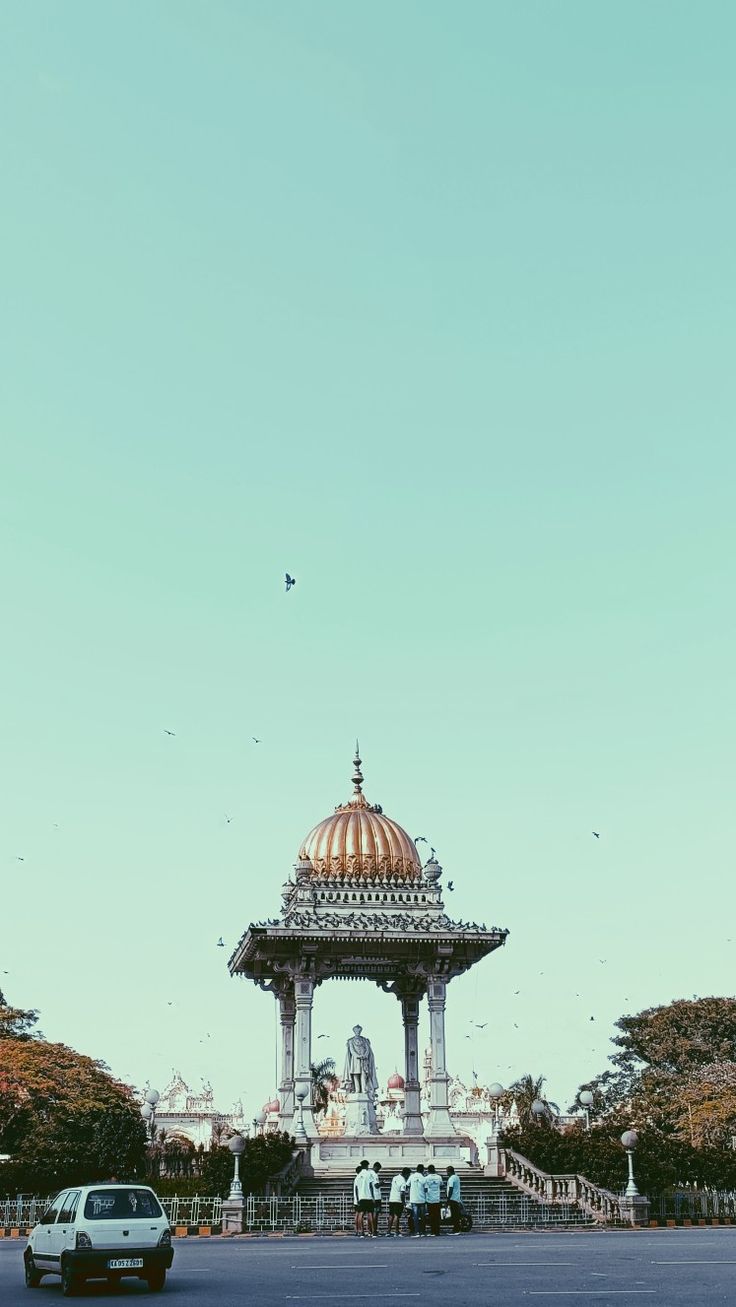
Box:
351, 741, 364, 795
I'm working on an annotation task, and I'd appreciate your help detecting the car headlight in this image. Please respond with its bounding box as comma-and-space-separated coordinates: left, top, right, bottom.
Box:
158, 1229, 172, 1247
75, 1231, 92, 1249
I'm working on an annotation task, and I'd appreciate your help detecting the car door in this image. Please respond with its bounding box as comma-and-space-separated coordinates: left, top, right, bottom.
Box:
56, 1190, 81, 1257
34, 1193, 66, 1270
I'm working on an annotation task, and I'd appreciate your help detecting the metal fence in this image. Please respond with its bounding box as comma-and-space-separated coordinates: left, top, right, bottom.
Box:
653, 1189, 736, 1221
1, 1192, 592, 1234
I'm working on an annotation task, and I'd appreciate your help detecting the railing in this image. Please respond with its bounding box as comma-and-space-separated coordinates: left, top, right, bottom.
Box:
653, 1188, 736, 1221
0, 1191, 592, 1233
0, 1197, 45, 1229
161, 1196, 223, 1227
504, 1149, 624, 1224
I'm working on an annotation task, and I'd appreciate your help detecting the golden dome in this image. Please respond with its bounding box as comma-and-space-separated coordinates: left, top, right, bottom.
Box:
298, 747, 422, 884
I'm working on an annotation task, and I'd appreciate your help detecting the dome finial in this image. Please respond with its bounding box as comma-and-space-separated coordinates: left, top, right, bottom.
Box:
352, 740, 363, 795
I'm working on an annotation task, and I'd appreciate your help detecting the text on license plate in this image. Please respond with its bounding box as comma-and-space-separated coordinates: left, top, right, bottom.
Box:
107, 1258, 144, 1269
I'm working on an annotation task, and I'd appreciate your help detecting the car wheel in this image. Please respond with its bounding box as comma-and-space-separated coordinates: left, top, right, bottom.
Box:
24, 1253, 42, 1288
147, 1269, 166, 1292
61, 1261, 80, 1296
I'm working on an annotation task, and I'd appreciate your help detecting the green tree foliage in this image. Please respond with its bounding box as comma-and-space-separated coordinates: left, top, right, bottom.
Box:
610, 997, 736, 1083
310, 1058, 336, 1114
0, 993, 147, 1195
0, 988, 41, 1041
197, 1131, 295, 1198
502, 1074, 560, 1125
571, 997, 736, 1153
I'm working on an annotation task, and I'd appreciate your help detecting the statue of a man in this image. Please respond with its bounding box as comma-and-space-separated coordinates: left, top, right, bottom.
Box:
343, 1024, 378, 1095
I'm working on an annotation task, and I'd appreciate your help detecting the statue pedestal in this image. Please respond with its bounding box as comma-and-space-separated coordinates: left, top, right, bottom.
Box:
343, 1093, 378, 1136
310, 1133, 476, 1174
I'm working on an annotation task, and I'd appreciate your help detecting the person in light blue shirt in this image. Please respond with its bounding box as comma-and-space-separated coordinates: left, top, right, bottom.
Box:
407, 1165, 427, 1237
446, 1166, 462, 1234
424, 1164, 442, 1236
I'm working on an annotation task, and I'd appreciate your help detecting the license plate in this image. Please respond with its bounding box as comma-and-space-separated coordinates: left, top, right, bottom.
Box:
107, 1258, 144, 1269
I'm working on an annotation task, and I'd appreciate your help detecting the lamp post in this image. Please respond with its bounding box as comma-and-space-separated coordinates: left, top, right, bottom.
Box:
621, 1130, 639, 1197
295, 1089, 308, 1144
530, 1098, 547, 1124
140, 1087, 160, 1141
579, 1091, 594, 1131
488, 1083, 504, 1133
227, 1135, 246, 1200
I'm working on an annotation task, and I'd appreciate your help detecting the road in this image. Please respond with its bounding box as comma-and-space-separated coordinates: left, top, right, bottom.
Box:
2, 1228, 735, 1305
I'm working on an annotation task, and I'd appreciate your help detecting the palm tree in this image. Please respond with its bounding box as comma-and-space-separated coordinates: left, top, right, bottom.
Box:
310, 1057, 337, 1115
508, 1074, 560, 1125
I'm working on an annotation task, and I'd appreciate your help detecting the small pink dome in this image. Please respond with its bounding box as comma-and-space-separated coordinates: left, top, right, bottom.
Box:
263, 1098, 280, 1114
387, 1072, 405, 1090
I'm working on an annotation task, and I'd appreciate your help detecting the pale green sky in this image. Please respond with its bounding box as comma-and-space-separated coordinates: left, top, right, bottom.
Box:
1, 2, 735, 1119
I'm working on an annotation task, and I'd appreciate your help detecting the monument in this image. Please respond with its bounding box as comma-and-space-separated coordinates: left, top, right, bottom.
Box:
342, 1025, 379, 1135
228, 746, 509, 1171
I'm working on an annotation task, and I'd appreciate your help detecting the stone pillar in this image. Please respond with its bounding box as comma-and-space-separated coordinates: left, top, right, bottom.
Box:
277, 985, 296, 1132
293, 975, 317, 1138
425, 978, 455, 1136
401, 994, 424, 1136
619, 1194, 651, 1226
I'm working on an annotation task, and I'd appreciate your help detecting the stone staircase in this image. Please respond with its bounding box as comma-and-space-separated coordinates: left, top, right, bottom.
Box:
295, 1168, 597, 1230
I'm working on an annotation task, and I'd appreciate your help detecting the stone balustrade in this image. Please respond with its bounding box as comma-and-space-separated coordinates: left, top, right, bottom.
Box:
503, 1149, 625, 1224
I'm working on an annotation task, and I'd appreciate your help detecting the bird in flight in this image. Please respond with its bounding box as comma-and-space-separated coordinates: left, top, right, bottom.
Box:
164, 729, 176, 736
475, 1023, 488, 1029
224, 815, 232, 825
217, 937, 225, 947
447, 880, 454, 892
317, 1034, 330, 1040
252, 737, 261, 744
16, 856, 25, 861
285, 573, 296, 591
599, 959, 607, 964
415, 836, 427, 844
592, 831, 600, 838
589, 1016, 595, 1022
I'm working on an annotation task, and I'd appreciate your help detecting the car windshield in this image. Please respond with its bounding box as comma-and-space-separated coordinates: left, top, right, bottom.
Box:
83, 1188, 163, 1220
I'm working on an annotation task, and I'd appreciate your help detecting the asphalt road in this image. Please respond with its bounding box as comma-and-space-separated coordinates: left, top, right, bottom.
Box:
2, 1229, 736, 1306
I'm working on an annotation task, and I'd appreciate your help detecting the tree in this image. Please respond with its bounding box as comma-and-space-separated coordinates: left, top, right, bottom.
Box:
505, 1074, 560, 1126
610, 997, 736, 1085
310, 1058, 336, 1115
0, 989, 41, 1042
200, 1131, 295, 1197
573, 997, 736, 1147
0, 1016, 147, 1194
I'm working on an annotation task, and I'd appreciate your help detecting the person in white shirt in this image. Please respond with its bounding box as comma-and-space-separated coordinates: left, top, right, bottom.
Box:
387, 1168, 411, 1237
352, 1165, 363, 1236
371, 1163, 383, 1236
446, 1166, 463, 1233
407, 1165, 427, 1237
355, 1161, 377, 1237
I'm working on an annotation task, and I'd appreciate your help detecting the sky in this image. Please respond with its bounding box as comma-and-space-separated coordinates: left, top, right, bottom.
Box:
1, 2, 735, 1125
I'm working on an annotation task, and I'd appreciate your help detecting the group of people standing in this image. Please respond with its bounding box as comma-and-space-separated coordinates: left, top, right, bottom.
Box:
352, 1160, 465, 1237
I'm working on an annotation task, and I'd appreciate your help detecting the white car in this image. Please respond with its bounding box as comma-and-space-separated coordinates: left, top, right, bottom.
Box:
24, 1183, 174, 1295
